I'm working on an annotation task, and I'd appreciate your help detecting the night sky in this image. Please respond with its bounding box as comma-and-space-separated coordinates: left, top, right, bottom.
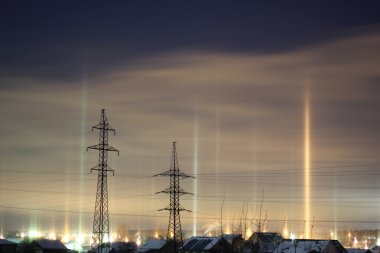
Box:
1, 1, 380, 239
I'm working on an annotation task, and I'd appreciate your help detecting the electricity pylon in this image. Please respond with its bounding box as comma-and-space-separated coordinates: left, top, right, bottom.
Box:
87, 109, 119, 253
154, 142, 193, 250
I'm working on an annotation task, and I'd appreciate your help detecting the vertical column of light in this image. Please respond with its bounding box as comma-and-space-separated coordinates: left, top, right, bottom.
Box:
79, 64, 88, 235
64, 145, 72, 236
193, 108, 199, 236
334, 177, 337, 240
215, 107, 220, 233
252, 121, 257, 205
64, 112, 73, 234
151, 150, 157, 232
0, 147, 5, 237
304, 88, 311, 239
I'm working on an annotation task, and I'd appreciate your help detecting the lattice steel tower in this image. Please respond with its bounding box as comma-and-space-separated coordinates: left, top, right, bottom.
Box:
87, 109, 119, 253
154, 142, 193, 248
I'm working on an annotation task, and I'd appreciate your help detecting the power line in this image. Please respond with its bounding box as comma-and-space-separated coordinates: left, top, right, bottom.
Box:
2, 187, 380, 201
0, 205, 379, 225
2, 162, 380, 177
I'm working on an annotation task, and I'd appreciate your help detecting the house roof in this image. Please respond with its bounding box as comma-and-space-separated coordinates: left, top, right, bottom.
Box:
0, 238, 17, 245
222, 234, 243, 245
94, 247, 112, 253
273, 239, 347, 253
111, 241, 138, 250
182, 236, 224, 251
4, 238, 22, 244
139, 239, 167, 253
34, 239, 67, 250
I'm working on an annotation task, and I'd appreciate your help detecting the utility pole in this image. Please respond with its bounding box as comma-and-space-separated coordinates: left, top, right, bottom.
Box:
154, 142, 193, 252
87, 109, 119, 253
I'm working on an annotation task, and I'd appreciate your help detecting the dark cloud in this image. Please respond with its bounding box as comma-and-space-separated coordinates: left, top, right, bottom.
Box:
2, 2, 380, 82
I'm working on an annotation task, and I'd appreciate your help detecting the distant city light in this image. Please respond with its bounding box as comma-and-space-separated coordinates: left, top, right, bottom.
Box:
89, 236, 94, 246
225, 223, 231, 235
246, 227, 253, 239
48, 232, 56, 240
110, 232, 118, 243
136, 235, 141, 247
354, 237, 358, 247
283, 229, 289, 238
61, 234, 70, 243
75, 234, 84, 250
28, 230, 42, 238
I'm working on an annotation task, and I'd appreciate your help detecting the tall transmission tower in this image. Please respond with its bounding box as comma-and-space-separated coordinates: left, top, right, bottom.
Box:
154, 142, 193, 250
87, 109, 119, 253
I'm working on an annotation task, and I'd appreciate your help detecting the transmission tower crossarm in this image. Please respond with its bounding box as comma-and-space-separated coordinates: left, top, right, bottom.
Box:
153, 170, 171, 177
157, 207, 192, 212
177, 188, 194, 195
92, 124, 116, 132
178, 173, 195, 179
86, 144, 119, 155
153, 170, 194, 179
90, 166, 115, 175
155, 188, 171, 194
179, 207, 192, 212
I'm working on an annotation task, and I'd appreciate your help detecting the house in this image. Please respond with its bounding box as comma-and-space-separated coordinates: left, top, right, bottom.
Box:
370, 246, 380, 253
0, 238, 17, 253
273, 239, 347, 253
31, 239, 68, 253
182, 236, 233, 253
110, 241, 138, 253
347, 248, 371, 253
244, 232, 283, 253
139, 239, 176, 253
222, 234, 245, 253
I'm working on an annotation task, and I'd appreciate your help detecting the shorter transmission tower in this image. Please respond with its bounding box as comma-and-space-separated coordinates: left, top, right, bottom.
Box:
87, 109, 119, 253
154, 142, 193, 250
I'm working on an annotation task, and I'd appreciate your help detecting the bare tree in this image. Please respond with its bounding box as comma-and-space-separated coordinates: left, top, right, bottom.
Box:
263, 209, 268, 232
254, 190, 265, 233
219, 190, 225, 235
231, 215, 237, 234
237, 201, 250, 239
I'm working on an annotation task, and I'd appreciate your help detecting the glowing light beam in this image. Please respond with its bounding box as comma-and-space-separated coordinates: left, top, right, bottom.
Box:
78, 63, 88, 234
193, 106, 199, 236
304, 87, 311, 239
